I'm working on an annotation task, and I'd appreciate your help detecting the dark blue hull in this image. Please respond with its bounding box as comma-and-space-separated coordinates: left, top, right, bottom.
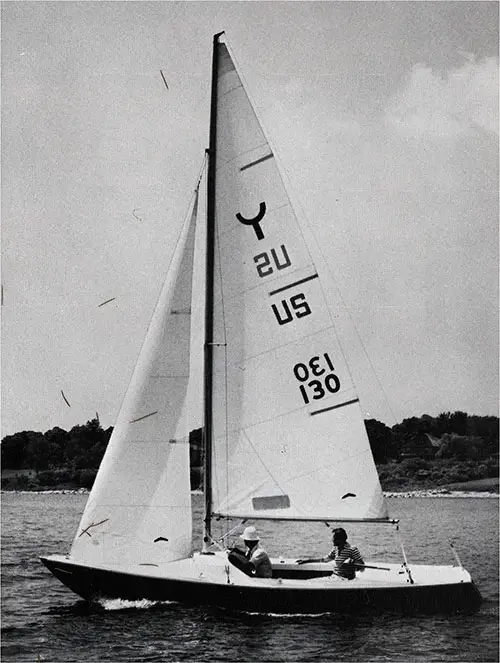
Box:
40, 556, 482, 615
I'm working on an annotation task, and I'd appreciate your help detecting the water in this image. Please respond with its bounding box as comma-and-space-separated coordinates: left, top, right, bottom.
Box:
2, 492, 498, 662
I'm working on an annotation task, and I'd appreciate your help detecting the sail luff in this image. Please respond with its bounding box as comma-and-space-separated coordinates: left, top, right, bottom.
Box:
203, 31, 225, 544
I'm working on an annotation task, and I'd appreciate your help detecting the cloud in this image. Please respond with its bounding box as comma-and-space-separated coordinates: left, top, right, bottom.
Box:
386, 55, 498, 138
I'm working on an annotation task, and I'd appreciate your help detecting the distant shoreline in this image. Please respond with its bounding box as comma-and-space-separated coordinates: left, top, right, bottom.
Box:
2, 489, 498, 498
383, 490, 498, 498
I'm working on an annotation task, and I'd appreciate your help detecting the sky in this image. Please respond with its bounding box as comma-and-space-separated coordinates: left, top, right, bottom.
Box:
2, 1, 498, 438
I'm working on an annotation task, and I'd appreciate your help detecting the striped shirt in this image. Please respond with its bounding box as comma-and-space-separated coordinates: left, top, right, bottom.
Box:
325, 543, 364, 579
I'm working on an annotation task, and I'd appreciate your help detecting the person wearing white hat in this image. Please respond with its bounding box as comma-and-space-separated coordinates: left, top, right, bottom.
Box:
227, 525, 272, 578
240, 526, 273, 578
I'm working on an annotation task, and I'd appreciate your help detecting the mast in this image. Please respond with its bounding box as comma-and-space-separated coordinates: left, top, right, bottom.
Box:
203, 31, 224, 546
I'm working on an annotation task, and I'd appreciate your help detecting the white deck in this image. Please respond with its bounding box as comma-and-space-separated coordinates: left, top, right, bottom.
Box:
46, 551, 474, 590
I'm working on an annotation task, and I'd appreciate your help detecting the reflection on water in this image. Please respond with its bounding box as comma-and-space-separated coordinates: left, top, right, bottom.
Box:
1, 492, 498, 662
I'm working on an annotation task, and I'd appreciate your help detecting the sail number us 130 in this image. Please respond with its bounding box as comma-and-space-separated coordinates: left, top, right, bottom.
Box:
293, 353, 341, 404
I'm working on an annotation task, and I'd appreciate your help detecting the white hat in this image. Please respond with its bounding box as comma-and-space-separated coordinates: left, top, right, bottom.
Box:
240, 525, 259, 541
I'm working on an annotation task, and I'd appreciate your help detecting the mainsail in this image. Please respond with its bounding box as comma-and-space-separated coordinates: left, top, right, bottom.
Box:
71, 191, 199, 567
209, 41, 388, 522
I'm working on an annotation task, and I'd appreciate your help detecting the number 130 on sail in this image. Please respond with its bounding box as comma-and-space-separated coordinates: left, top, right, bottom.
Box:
293, 353, 341, 404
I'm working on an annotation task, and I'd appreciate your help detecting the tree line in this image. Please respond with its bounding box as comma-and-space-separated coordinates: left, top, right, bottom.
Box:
1, 410, 498, 491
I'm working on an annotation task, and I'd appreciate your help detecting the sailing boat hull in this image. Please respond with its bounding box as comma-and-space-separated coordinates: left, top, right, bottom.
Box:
40, 553, 481, 615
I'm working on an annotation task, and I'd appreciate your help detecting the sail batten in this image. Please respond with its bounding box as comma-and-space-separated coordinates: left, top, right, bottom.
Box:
310, 398, 361, 415
240, 152, 273, 171
268, 273, 319, 296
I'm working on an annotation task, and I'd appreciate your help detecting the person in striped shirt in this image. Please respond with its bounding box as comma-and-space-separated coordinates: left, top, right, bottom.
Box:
297, 527, 365, 579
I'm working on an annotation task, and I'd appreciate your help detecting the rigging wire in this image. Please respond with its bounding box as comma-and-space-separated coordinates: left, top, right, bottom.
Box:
394, 522, 414, 584
212, 191, 231, 541
216, 520, 247, 547
195, 150, 208, 190
449, 540, 463, 568
415, 489, 466, 567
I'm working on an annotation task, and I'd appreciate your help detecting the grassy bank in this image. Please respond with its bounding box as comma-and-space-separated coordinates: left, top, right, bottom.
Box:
443, 477, 499, 492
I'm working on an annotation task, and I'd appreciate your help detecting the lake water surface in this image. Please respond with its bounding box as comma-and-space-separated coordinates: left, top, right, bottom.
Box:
1, 492, 498, 662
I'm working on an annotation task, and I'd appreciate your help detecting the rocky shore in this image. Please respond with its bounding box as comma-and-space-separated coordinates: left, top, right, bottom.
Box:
2, 488, 498, 498
384, 489, 498, 498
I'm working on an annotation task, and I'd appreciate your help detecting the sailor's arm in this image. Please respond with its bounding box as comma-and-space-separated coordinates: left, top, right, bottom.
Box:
352, 547, 365, 572
296, 550, 335, 565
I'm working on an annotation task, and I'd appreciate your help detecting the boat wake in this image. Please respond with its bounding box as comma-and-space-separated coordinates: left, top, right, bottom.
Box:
244, 610, 336, 618
97, 598, 176, 611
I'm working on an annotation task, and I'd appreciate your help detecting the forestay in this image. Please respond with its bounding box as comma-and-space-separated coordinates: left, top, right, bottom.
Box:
210, 42, 389, 522
70, 192, 199, 567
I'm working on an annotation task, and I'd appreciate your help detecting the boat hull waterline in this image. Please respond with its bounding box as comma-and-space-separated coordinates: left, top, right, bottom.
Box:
40, 552, 481, 615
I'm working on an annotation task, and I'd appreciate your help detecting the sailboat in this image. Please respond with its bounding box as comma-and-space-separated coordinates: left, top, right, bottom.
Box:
41, 33, 481, 615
